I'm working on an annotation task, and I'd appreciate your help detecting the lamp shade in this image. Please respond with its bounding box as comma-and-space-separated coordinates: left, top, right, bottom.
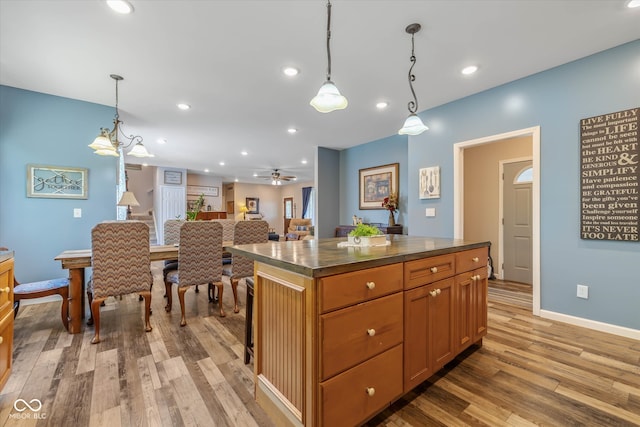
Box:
310, 81, 348, 113
88, 133, 116, 152
117, 191, 140, 207
398, 114, 429, 135
128, 142, 154, 158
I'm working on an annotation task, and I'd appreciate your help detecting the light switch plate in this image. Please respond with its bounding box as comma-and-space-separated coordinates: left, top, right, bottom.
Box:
425, 208, 436, 217
73, 208, 82, 218
577, 284, 589, 299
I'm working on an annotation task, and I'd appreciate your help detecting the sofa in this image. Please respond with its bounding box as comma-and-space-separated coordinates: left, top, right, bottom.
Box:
287, 218, 312, 239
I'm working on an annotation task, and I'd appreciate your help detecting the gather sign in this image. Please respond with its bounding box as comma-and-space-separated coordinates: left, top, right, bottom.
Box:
580, 107, 639, 241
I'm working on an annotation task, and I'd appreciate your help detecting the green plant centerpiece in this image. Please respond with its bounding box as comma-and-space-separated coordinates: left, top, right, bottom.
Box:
347, 223, 387, 246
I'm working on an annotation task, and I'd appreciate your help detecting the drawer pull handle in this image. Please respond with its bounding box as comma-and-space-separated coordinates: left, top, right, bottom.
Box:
366, 387, 375, 397
367, 328, 376, 337
366, 281, 376, 290
430, 267, 438, 273
472, 257, 479, 262
429, 289, 441, 297
0, 287, 9, 293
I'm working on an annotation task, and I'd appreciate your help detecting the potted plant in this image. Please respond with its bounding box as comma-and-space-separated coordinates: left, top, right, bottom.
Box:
347, 223, 387, 246
186, 193, 205, 221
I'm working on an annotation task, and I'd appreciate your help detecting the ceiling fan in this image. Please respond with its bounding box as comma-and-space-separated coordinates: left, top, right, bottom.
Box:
256, 169, 296, 185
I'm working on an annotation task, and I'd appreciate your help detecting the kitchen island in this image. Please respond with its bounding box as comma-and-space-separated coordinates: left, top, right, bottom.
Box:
227, 235, 490, 427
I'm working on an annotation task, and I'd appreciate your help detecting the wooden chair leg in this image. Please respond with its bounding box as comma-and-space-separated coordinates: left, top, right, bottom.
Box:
214, 282, 225, 318
231, 278, 239, 313
87, 290, 94, 326
178, 286, 188, 326
140, 290, 152, 332
165, 281, 173, 312
90, 297, 106, 344
60, 288, 69, 332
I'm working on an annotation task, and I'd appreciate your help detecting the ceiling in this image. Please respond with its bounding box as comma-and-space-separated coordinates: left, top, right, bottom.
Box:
2, 1, 639, 185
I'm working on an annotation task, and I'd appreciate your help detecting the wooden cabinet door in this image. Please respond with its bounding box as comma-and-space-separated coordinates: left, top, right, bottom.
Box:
403, 277, 455, 392
472, 267, 488, 342
456, 273, 474, 351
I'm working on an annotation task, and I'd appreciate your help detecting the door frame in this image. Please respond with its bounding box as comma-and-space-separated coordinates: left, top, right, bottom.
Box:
453, 126, 540, 315
499, 157, 533, 283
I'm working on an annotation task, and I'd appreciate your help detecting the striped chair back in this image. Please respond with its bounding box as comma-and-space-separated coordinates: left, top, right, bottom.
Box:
91, 221, 152, 299
164, 219, 184, 245
177, 221, 223, 287
231, 220, 269, 278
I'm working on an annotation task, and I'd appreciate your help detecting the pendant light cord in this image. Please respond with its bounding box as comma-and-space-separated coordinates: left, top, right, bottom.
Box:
407, 31, 418, 114
325, 0, 332, 81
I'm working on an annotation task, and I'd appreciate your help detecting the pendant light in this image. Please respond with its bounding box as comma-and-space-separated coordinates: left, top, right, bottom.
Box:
398, 23, 428, 135
88, 74, 153, 157
310, 0, 348, 113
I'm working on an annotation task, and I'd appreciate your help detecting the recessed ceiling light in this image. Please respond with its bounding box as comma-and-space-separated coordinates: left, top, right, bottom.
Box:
219, 161, 225, 166
287, 128, 297, 134
157, 138, 167, 144
106, 0, 133, 14
253, 173, 258, 177
283, 67, 299, 77
461, 65, 478, 75
376, 102, 388, 109
142, 163, 148, 167
241, 150, 248, 156
204, 169, 210, 173
627, 0, 640, 8
177, 103, 191, 110
234, 178, 239, 182
301, 159, 308, 164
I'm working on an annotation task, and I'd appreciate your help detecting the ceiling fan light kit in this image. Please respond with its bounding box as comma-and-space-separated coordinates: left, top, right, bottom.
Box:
310, 0, 348, 113
256, 169, 297, 185
398, 23, 428, 136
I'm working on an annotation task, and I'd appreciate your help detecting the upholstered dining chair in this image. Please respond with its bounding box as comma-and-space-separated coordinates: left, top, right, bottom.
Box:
162, 219, 183, 288
87, 221, 153, 344
222, 220, 268, 313
164, 221, 225, 326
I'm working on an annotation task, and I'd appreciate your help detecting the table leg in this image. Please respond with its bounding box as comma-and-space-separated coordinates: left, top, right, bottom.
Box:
68, 267, 85, 334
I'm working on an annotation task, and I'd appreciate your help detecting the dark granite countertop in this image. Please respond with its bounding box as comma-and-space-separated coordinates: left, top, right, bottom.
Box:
226, 235, 489, 278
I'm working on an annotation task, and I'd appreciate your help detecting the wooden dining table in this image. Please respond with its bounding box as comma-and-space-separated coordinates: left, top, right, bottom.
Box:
55, 243, 232, 334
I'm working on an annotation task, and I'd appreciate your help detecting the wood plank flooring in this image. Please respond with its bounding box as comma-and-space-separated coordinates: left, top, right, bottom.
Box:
1, 270, 638, 426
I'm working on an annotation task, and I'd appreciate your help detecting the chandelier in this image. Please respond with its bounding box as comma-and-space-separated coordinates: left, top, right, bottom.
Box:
88, 74, 153, 157
398, 24, 428, 135
310, 0, 348, 113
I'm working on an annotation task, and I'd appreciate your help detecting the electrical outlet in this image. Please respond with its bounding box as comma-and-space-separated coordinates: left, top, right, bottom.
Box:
577, 284, 589, 299
73, 208, 82, 218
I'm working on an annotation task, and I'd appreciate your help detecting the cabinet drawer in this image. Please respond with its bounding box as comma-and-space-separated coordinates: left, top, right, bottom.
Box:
404, 254, 455, 289
0, 308, 13, 391
320, 293, 403, 380
455, 247, 488, 274
320, 344, 403, 427
320, 263, 403, 313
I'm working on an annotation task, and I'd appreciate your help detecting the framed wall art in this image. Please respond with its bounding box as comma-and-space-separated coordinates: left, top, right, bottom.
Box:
246, 197, 259, 214
359, 163, 399, 209
419, 166, 440, 199
27, 164, 88, 199
164, 170, 183, 185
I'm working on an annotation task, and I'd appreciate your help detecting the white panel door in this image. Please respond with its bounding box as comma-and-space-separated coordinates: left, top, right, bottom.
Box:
158, 185, 185, 244
503, 161, 533, 284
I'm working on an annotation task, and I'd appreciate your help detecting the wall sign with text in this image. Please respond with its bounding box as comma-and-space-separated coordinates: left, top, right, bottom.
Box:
580, 107, 639, 241
27, 164, 88, 199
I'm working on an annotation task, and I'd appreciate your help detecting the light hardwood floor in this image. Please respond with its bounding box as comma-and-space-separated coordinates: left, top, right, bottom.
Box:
1, 269, 638, 426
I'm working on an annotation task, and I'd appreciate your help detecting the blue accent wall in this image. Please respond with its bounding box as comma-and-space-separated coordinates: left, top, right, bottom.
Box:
341, 40, 640, 330
1, 86, 118, 282
340, 134, 408, 230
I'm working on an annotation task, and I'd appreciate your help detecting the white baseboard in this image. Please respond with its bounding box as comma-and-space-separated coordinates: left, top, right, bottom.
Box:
539, 309, 640, 340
